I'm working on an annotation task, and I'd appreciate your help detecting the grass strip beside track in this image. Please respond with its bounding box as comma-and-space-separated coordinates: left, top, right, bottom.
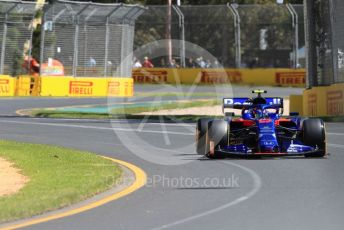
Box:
0, 140, 121, 223
30, 99, 220, 120
30, 113, 344, 123
24, 97, 344, 122
32, 111, 110, 119
134, 92, 220, 97
109, 99, 220, 114
318, 116, 344, 122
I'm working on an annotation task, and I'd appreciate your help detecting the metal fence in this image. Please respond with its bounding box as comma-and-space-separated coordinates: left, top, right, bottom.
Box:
134, 4, 304, 69
41, 0, 144, 77
0, 0, 36, 76
134, 5, 182, 66
331, 0, 344, 85
0, 2, 306, 77
305, 0, 344, 87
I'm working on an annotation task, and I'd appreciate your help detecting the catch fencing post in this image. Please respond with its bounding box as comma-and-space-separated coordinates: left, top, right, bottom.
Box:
104, 5, 121, 77
72, 3, 90, 77
227, 3, 241, 68
172, 5, 185, 68
286, 3, 299, 68
329, 0, 338, 83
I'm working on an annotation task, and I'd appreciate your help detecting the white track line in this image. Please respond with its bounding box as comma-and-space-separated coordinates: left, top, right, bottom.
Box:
0, 120, 194, 136
328, 143, 344, 149
152, 140, 343, 229
0, 118, 262, 229
152, 161, 262, 230
151, 134, 342, 229
327, 133, 344, 136
1, 118, 340, 229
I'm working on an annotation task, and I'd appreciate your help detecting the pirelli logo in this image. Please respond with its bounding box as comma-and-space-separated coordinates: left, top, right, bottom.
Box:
133, 70, 168, 83
307, 94, 317, 116
0, 79, 10, 94
200, 71, 242, 84
275, 72, 305, 85
123, 81, 131, 96
108, 81, 133, 96
69, 81, 93, 95
327, 90, 344, 116
108, 81, 120, 95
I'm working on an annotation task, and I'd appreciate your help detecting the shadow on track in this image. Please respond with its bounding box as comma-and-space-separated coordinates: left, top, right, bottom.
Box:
195, 155, 324, 161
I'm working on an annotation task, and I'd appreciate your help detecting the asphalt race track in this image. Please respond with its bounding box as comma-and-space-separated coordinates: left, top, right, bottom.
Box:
0, 86, 343, 230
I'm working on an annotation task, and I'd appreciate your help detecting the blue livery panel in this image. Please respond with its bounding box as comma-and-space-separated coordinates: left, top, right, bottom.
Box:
223, 97, 283, 109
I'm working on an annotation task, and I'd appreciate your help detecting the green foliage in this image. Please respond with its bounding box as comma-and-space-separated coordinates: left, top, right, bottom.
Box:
133, 1, 303, 66
32, 24, 41, 61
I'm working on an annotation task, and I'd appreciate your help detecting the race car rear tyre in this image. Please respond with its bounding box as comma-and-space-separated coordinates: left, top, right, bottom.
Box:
196, 119, 212, 155
302, 118, 326, 158
205, 120, 228, 159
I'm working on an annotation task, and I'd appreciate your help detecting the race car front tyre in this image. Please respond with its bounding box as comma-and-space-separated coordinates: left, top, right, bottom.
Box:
205, 120, 228, 159
302, 118, 326, 158
196, 119, 212, 155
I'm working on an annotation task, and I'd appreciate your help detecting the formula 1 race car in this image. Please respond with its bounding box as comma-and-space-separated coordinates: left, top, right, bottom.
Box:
196, 90, 327, 158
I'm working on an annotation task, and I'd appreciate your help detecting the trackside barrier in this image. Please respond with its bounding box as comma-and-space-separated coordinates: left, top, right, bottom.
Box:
0, 75, 41, 97
289, 95, 304, 116
302, 83, 344, 116
40, 77, 133, 97
0, 75, 16, 96
132, 68, 306, 87
0, 75, 133, 97
15, 76, 41, 96
0, 68, 305, 97
15, 76, 31, 96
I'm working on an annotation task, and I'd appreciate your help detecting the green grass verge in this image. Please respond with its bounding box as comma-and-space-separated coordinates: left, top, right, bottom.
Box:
32, 110, 110, 119
30, 113, 224, 121
0, 140, 121, 223
134, 92, 220, 98
109, 99, 220, 114
318, 116, 344, 122
30, 99, 221, 120
123, 115, 225, 122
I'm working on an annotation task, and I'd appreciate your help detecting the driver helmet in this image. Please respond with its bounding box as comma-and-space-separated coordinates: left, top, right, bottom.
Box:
252, 108, 263, 119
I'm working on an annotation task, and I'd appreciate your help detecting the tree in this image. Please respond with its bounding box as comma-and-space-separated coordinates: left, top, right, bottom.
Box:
133, 1, 304, 67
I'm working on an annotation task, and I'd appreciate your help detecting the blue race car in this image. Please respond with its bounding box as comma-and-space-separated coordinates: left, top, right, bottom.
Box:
196, 90, 327, 158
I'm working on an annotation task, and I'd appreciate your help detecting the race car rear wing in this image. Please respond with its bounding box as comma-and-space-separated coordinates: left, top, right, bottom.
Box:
223, 97, 284, 110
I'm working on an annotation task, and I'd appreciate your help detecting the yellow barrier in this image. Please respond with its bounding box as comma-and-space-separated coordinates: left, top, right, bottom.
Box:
289, 95, 304, 116
133, 68, 177, 84
0, 75, 132, 97
0, 75, 16, 96
40, 76, 133, 97
108, 78, 134, 97
303, 83, 344, 116
15, 76, 41, 96
0, 68, 305, 97
15, 76, 31, 96
133, 68, 306, 87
